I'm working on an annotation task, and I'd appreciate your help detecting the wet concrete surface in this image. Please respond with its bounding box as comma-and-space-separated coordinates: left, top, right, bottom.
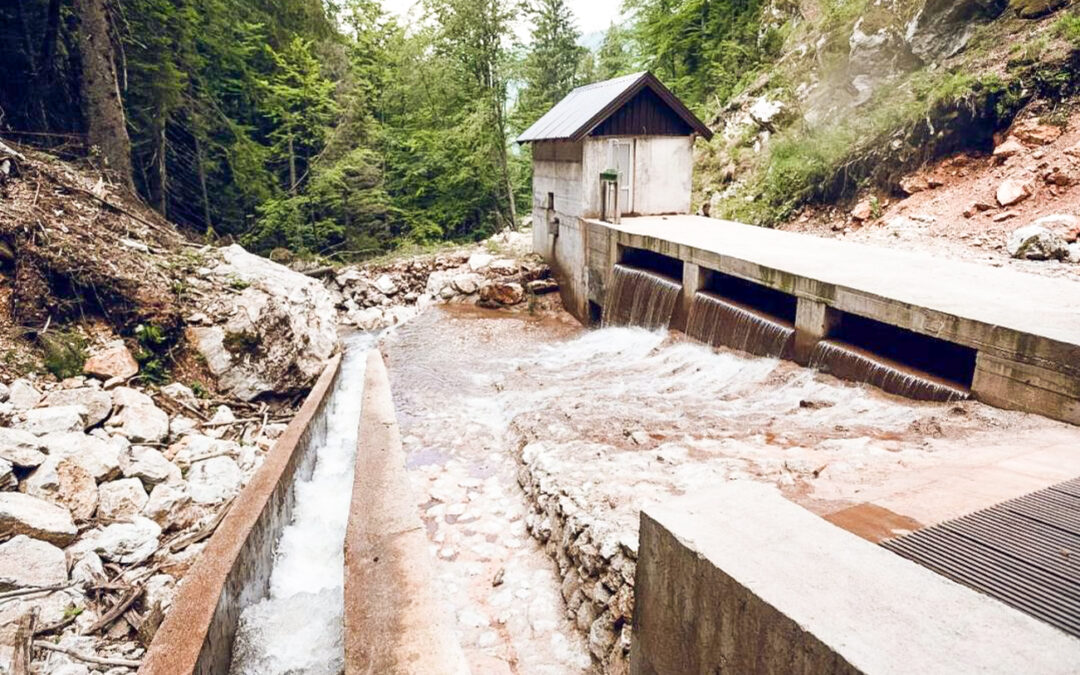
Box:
380, 305, 590, 675
379, 303, 1080, 673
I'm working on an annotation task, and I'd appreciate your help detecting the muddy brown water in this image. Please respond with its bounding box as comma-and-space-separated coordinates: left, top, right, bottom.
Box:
379, 303, 1080, 673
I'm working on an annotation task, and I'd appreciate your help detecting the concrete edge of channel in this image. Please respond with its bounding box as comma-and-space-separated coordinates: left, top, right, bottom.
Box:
141, 353, 344, 675
629, 481, 1080, 675
343, 349, 470, 675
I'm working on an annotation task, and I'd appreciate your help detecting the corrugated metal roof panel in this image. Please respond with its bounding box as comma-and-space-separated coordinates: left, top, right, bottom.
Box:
517, 72, 645, 143
516, 71, 712, 143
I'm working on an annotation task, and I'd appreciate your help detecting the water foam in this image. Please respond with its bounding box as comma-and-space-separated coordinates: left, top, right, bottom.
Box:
229, 333, 372, 675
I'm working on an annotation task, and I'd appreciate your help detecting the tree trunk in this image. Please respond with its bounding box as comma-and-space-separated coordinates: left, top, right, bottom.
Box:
156, 124, 167, 215
74, 0, 134, 190
195, 133, 213, 232
492, 88, 517, 229
288, 133, 297, 194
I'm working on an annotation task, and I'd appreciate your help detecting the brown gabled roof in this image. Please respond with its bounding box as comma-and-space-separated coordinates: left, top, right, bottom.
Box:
516, 71, 713, 143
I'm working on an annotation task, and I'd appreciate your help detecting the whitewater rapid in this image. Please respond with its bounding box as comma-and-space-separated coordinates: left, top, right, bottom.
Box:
229, 333, 371, 675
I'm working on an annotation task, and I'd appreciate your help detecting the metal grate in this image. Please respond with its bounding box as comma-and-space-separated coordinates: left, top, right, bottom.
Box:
882, 476, 1080, 637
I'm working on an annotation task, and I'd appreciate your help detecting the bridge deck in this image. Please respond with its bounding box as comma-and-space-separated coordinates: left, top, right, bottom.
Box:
598, 215, 1080, 346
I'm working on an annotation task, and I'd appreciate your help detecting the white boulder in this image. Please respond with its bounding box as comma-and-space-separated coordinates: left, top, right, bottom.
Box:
167, 434, 241, 470
97, 478, 149, 521
0, 535, 67, 589
39, 432, 121, 482
121, 446, 181, 485
0, 427, 46, 467
1007, 225, 1069, 260
22, 457, 99, 521
77, 516, 161, 565
40, 388, 112, 428
0, 492, 77, 546
187, 456, 243, 504
14, 406, 86, 436
7, 380, 42, 410
143, 483, 193, 530
104, 387, 169, 443
468, 253, 494, 272
188, 244, 338, 401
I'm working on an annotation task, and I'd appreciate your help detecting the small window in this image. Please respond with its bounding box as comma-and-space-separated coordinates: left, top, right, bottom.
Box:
547, 192, 555, 210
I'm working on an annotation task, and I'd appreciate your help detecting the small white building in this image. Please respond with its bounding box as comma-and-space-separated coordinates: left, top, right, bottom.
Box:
516, 71, 712, 318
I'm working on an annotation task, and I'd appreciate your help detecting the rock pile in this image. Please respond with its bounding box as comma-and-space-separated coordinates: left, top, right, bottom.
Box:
185, 245, 339, 401
330, 231, 558, 331
516, 441, 638, 673
0, 352, 293, 671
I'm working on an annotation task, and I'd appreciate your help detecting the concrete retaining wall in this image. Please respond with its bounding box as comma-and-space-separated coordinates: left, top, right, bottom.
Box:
343, 351, 468, 674
630, 483, 1080, 675
141, 354, 343, 675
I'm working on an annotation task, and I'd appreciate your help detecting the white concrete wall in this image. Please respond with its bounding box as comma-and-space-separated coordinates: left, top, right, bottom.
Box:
634, 136, 693, 215
530, 141, 584, 258
581, 136, 693, 217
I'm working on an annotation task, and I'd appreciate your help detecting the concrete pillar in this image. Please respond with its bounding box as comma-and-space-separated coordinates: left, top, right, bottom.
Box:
672, 262, 704, 332
794, 298, 839, 365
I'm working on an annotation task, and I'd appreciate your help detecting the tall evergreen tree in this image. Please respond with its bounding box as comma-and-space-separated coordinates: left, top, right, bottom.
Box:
596, 22, 637, 80
516, 0, 586, 127
74, 0, 134, 189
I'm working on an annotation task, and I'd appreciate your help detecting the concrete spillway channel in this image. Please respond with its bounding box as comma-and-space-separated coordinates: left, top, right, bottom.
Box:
140, 335, 466, 674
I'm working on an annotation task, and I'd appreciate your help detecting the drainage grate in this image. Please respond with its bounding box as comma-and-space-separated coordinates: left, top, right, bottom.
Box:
882, 476, 1080, 638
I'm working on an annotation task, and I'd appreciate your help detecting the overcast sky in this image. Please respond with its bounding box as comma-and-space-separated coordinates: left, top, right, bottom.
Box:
378, 0, 626, 41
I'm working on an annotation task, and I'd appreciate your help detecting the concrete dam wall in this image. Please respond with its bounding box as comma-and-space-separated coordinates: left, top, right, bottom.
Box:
540, 214, 1080, 422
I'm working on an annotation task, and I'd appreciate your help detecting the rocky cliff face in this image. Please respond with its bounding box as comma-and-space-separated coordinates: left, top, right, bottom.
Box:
700, 0, 1080, 225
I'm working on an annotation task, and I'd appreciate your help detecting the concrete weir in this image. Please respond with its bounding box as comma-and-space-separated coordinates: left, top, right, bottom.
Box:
546, 215, 1080, 423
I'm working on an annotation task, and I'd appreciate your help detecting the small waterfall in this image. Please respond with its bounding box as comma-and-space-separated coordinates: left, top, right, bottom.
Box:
810, 339, 970, 402
686, 291, 795, 359
602, 263, 681, 330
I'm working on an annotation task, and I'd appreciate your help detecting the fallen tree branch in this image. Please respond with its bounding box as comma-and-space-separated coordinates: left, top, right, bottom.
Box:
0, 583, 74, 603
33, 642, 141, 668
83, 585, 142, 636
169, 497, 234, 553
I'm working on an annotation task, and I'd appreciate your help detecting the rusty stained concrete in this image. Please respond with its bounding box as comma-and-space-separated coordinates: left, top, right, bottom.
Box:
343, 350, 469, 675
142, 354, 343, 675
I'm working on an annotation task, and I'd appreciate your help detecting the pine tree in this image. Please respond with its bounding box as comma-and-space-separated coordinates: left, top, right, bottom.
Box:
516, 0, 586, 127
75, 0, 135, 189
263, 37, 338, 193
596, 22, 636, 80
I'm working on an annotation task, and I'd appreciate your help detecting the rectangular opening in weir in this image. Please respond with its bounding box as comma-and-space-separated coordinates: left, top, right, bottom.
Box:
687, 268, 798, 359
701, 269, 798, 324
825, 311, 977, 389
618, 246, 683, 282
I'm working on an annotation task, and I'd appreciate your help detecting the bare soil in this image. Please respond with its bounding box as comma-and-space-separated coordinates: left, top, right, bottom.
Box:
782, 107, 1080, 280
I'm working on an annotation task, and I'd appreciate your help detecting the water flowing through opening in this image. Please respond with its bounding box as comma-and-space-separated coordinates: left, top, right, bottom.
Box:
229, 333, 372, 675
602, 263, 681, 330
810, 339, 971, 401
701, 268, 798, 325
686, 291, 795, 358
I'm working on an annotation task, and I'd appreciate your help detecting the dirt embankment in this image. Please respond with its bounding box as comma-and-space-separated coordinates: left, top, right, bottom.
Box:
0, 140, 342, 671
782, 106, 1080, 278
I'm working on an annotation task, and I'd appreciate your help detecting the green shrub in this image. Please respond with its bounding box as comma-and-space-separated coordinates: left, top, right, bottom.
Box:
40, 331, 87, 379
1057, 11, 1080, 45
